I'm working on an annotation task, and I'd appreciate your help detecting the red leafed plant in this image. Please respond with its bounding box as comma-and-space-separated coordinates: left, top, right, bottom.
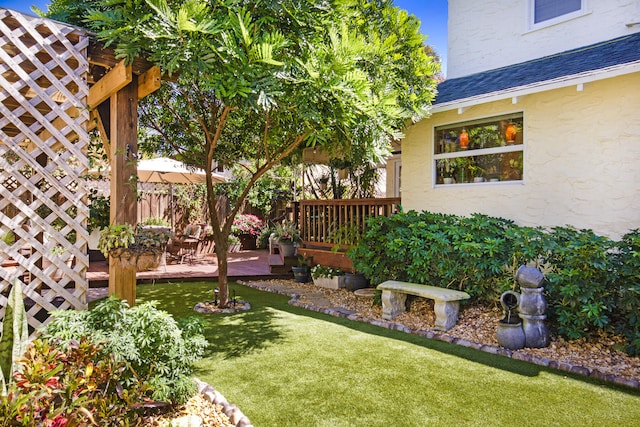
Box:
1, 338, 153, 426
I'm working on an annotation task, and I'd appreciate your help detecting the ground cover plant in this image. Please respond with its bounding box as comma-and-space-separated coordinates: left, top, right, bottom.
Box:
350, 211, 640, 354
134, 281, 640, 426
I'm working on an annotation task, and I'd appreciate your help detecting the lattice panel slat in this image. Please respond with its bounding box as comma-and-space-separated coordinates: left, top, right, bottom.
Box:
0, 9, 90, 336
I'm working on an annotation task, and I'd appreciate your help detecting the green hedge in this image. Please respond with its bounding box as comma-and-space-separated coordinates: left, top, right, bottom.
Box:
350, 210, 640, 355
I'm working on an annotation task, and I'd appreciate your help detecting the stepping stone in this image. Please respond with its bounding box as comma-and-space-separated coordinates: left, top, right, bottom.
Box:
354, 288, 376, 298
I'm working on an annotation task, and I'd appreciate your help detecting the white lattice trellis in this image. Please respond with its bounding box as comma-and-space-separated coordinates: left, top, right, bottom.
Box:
0, 9, 89, 335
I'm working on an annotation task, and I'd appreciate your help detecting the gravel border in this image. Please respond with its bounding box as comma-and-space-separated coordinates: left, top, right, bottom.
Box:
239, 280, 640, 390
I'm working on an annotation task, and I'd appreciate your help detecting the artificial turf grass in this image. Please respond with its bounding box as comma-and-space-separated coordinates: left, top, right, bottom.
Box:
134, 281, 640, 427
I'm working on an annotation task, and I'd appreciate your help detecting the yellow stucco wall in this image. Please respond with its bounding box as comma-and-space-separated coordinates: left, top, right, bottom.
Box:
401, 73, 640, 239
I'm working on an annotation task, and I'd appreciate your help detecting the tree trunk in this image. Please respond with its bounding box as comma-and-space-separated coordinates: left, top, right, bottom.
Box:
214, 236, 229, 308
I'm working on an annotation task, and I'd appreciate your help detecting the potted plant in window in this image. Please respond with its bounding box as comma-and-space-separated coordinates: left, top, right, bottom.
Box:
232, 214, 264, 250
442, 159, 457, 184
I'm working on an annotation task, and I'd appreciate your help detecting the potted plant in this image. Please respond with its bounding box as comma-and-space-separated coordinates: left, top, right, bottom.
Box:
88, 190, 110, 261
232, 214, 264, 250
292, 255, 311, 283
98, 224, 170, 271
134, 226, 172, 270
311, 265, 344, 289
442, 159, 457, 184
273, 221, 301, 257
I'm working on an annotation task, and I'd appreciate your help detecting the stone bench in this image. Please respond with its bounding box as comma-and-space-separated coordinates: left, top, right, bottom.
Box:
377, 280, 470, 331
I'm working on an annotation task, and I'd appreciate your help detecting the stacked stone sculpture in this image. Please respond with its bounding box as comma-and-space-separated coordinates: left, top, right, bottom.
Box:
496, 266, 550, 349
516, 265, 550, 348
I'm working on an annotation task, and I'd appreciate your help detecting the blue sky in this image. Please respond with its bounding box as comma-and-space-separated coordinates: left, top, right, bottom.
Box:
1, 0, 449, 74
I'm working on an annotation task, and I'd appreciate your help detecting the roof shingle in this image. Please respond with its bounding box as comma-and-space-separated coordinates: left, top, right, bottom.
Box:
435, 32, 640, 105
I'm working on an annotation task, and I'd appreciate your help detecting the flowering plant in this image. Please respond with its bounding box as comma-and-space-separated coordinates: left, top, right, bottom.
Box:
273, 221, 301, 243
311, 265, 343, 279
232, 214, 264, 236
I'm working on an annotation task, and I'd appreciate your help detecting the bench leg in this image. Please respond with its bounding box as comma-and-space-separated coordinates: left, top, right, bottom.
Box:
434, 300, 460, 331
381, 290, 407, 320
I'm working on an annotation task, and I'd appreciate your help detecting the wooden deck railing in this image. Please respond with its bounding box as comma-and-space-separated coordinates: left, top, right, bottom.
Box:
299, 198, 401, 250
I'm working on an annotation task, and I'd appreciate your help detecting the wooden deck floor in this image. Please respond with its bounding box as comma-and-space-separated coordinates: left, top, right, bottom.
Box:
87, 249, 284, 287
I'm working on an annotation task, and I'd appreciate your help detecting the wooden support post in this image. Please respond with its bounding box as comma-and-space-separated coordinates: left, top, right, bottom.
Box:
108, 76, 138, 306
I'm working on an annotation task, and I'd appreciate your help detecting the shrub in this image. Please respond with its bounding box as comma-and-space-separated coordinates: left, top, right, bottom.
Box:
0, 338, 149, 426
140, 216, 170, 226
351, 209, 640, 353
544, 227, 617, 339
42, 296, 207, 404
351, 211, 515, 302
614, 229, 640, 355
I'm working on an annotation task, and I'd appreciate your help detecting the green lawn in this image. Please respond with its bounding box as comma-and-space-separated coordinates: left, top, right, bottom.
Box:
135, 281, 640, 427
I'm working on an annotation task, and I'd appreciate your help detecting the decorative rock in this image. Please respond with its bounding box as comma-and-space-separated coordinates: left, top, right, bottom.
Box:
171, 415, 203, 427
237, 417, 253, 427
213, 390, 228, 406
516, 265, 545, 288
223, 404, 238, 418
353, 288, 376, 298
203, 390, 216, 403
194, 300, 251, 314
229, 407, 245, 425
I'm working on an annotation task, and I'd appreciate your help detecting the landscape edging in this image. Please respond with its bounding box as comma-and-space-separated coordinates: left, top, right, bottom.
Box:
195, 378, 253, 427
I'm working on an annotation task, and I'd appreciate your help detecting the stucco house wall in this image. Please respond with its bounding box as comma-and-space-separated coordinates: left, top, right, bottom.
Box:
401, 72, 640, 239
448, 0, 640, 78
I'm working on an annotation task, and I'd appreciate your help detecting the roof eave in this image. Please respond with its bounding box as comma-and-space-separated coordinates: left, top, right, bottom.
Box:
431, 60, 640, 114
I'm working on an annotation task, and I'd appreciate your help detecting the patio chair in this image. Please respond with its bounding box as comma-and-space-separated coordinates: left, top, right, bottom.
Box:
167, 224, 202, 264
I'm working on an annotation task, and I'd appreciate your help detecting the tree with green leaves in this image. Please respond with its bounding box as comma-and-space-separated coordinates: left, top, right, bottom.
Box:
46, 0, 439, 306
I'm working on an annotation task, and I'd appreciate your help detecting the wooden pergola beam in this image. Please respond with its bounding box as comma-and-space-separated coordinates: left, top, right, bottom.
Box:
87, 59, 132, 109
138, 66, 161, 99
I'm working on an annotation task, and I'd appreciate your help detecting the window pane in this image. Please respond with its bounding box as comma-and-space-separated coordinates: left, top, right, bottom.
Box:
435, 114, 523, 155
436, 152, 523, 184
535, 0, 581, 23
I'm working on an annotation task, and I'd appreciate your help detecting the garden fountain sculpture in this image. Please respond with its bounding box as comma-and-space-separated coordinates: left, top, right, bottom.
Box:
497, 265, 550, 349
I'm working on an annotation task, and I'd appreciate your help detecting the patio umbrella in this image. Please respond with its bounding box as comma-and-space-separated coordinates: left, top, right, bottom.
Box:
135, 157, 226, 228
136, 157, 225, 184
